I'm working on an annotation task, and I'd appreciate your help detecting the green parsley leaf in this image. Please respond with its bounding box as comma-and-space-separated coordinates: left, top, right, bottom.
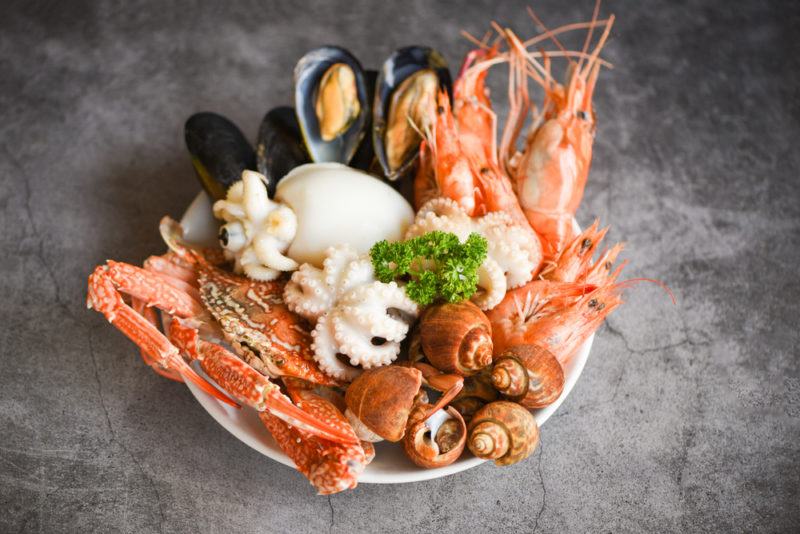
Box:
369, 231, 488, 305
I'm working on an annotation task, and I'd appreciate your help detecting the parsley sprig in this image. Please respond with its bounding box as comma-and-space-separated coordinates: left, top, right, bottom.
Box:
370, 231, 488, 306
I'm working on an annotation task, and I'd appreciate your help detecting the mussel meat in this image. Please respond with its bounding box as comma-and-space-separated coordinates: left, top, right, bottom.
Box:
255, 106, 309, 197
294, 46, 369, 164
373, 46, 451, 181
185, 112, 256, 201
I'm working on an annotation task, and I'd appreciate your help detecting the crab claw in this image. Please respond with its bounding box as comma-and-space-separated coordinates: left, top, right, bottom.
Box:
260, 385, 366, 494
87, 265, 239, 408
191, 338, 359, 445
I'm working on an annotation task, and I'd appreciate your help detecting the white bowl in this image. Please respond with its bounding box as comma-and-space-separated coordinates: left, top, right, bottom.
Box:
180, 191, 593, 484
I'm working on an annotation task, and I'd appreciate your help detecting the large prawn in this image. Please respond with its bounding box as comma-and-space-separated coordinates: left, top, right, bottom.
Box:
504, 7, 615, 259
415, 45, 545, 274
487, 223, 623, 359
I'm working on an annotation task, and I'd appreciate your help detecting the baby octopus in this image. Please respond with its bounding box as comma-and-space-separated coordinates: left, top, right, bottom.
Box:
405, 198, 539, 310
283, 245, 418, 381
213, 170, 298, 281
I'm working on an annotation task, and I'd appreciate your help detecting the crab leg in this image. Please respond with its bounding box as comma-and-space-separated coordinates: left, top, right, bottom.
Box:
104, 261, 204, 317
131, 297, 183, 383
169, 320, 358, 445
87, 264, 238, 407
143, 254, 199, 287
260, 384, 367, 494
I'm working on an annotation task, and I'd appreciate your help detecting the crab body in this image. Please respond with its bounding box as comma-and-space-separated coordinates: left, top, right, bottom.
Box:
86, 217, 363, 493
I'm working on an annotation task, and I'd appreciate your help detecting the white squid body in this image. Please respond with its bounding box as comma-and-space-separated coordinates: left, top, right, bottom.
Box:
284, 244, 418, 381
405, 198, 540, 310
275, 163, 415, 267
212, 163, 415, 281
213, 170, 298, 281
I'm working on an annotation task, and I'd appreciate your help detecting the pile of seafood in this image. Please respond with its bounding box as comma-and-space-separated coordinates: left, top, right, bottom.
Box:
87, 8, 650, 494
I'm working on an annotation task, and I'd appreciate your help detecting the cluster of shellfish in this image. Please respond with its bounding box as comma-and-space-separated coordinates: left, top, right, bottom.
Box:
86, 2, 648, 494
181, 44, 555, 470
186, 45, 450, 203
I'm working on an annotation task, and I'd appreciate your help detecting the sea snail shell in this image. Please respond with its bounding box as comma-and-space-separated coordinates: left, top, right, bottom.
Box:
419, 301, 493, 376
344, 366, 422, 442
467, 401, 539, 466
490, 345, 564, 409
450, 372, 499, 422
403, 406, 467, 469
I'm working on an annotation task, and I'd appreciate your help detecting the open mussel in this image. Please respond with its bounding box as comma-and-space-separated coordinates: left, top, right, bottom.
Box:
349, 69, 378, 172
256, 106, 310, 197
185, 112, 256, 201
373, 46, 451, 181
294, 46, 369, 164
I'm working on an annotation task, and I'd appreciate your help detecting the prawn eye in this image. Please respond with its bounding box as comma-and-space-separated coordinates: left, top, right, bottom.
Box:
576, 110, 588, 120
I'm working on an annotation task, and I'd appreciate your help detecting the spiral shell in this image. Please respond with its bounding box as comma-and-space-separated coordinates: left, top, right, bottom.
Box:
467, 401, 539, 466
490, 345, 564, 409
418, 301, 493, 376
344, 366, 422, 442
403, 406, 467, 468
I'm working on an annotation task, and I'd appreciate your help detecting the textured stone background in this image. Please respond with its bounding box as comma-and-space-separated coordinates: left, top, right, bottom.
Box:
1, 0, 798, 532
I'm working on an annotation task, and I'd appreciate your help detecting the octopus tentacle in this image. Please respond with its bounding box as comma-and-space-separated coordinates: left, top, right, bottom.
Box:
472, 258, 507, 310
284, 264, 334, 321
213, 170, 298, 281
310, 313, 363, 381
288, 248, 418, 381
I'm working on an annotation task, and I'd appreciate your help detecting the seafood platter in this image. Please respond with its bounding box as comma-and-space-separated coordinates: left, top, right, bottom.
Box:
87, 7, 662, 493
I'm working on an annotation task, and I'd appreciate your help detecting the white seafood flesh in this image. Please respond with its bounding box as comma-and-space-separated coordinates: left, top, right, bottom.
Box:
275, 163, 414, 267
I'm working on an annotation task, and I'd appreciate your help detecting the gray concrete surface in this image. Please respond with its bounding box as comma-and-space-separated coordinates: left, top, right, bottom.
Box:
1, 0, 798, 532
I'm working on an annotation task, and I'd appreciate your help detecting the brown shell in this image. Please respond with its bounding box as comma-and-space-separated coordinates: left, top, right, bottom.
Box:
449, 372, 499, 422
490, 345, 564, 409
406, 322, 425, 363
403, 406, 467, 468
455, 372, 500, 403
344, 366, 422, 442
419, 301, 493, 376
449, 397, 486, 422
467, 401, 539, 466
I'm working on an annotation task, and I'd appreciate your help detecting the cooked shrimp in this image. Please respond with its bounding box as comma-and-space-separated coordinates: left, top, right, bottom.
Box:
504, 10, 615, 258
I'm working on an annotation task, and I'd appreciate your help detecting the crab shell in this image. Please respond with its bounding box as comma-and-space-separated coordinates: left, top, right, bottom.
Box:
344, 366, 422, 442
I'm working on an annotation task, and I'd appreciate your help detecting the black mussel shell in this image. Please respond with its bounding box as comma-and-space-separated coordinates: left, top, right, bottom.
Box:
373, 46, 452, 182
185, 112, 256, 201
294, 46, 369, 164
256, 106, 310, 197
350, 69, 378, 172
